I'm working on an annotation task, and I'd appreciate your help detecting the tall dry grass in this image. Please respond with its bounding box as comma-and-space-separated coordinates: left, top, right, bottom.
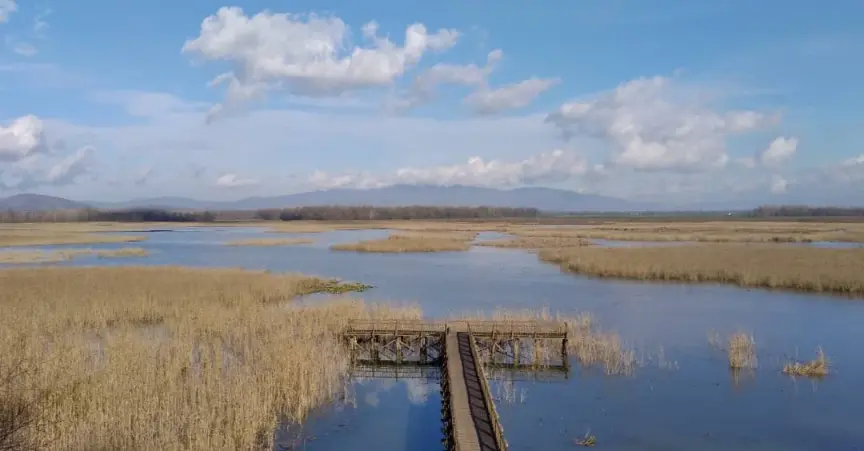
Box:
0, 266, 418, 450
727, 332, 758, 369
476, 236, 592, 250
0, 248, 148, 264
539, 245, 864, 295
330, 233, 472, 253
509, 221, 864, 243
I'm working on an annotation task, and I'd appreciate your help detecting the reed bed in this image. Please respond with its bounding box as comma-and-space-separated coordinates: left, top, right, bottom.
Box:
783, 348, 830, 378
453, 307, 635, 375
0, 247, 149, 264
0, 231, 146, 247
509, 221, 864, 243
539, 245, 864, 295
224, 238, 314, 247
476, 236, 593, 250
330, 233, 472, 253
0, 266, 415, 450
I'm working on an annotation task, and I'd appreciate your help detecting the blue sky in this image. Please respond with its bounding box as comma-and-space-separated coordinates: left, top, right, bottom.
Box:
0, 0, 862, 205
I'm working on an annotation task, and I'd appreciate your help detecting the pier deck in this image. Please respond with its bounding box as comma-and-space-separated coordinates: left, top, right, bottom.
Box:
343, 320, 569, 451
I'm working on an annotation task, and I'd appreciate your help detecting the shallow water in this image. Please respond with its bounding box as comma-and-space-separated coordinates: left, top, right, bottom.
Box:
8, 227, 864, 450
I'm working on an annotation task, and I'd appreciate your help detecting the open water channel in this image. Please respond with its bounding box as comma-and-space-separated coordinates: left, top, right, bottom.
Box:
4, 227, 864, 450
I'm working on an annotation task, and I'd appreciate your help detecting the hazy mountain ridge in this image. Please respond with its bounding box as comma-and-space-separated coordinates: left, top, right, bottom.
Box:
1, 185, 778, 212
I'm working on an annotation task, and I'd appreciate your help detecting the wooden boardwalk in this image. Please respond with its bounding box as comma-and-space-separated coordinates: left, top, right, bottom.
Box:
344, 320, 569, 451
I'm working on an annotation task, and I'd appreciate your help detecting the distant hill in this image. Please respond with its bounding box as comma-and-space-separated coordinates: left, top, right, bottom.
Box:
90, 185, 650, 212
0, 194, 90, 211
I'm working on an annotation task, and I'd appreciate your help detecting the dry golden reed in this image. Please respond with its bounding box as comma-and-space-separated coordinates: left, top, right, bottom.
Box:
476, 236, 592, 250
508, 221, 864, 243
0, 248, 148, 264
783, 347, 830, 377
330, 232, 473, 253
224, 238, 314, 246
539, 245, 864, 295
727, 332, 758, 369
0, 266, 418, 451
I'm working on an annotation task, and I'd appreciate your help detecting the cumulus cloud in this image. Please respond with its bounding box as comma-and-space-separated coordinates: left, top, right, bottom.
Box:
465, 77, 559, 115
760, 137, 798, 166
0, 115, 48, 162
0, 0, 16, 23
183, 7, 460, 119
387, 49, 502, 112
308, 149, 589, 189
546, 76, 778, 172
216, 173, 259, 188
46, 146, 94, 186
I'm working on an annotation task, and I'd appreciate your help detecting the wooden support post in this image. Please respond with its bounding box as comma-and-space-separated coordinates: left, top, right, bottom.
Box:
420, 336, 428, 364
513, 339, 520, 366
396, 336, 403, 363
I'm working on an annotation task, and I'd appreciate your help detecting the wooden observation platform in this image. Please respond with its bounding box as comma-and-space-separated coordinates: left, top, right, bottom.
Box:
343, 320, 570, 451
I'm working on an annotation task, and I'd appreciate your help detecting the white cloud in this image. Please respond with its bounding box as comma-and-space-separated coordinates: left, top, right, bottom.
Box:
770, 174, 789, 193
0, 0, 16, 23
47, 146, 94, 186
308, 149, 589, 189
760, 137, 798, 166
546, 76, 777, 172
0, 115, 48, 162
11, 40, 36, 56
387, 49, 502, 112
842, 154, 864, 167
182, 7, 460, 119
216, 173, 259, 188
465, 77, 559, 115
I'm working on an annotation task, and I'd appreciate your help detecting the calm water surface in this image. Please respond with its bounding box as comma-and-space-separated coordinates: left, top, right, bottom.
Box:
9, 227, 864, 450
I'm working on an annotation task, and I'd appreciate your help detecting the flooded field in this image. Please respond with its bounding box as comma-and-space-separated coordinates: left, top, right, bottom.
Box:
4, 226, 864, 450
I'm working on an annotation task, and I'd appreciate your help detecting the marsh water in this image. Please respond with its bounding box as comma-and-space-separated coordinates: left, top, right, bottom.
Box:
6, 227, 864, 450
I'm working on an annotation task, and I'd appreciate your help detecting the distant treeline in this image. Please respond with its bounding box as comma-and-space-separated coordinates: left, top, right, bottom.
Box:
257, 206, 539, 221
0, 205, 539, 223
750, 206, 864, 217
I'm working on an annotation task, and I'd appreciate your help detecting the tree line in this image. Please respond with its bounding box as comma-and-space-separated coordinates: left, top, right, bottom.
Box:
0, 205, 540, 223
750, 205, 864, 217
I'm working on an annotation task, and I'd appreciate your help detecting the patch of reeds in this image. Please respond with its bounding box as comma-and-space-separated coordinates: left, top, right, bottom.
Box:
476, 236, 593, 250
539, 245, 864, 295
727, 332, 758, 369
508, 221, 864, 243
330, 232, 472, 253
0, 247, 149, 264
224, 238, 314, 246
0, 266, 418, 450
783, 347, 830, 378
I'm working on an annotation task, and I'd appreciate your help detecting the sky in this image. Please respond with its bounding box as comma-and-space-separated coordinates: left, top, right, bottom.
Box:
0, 0, 862, 205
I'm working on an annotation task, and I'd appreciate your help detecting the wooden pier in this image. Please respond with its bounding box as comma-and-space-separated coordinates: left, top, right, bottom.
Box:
343, 320, 569, 451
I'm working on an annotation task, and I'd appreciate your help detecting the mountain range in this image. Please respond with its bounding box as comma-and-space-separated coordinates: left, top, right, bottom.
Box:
1, 185, 653, 212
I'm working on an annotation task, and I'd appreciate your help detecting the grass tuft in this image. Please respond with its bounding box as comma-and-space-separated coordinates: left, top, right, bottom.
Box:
783, 347, 830, 378
727, 332, 758, 369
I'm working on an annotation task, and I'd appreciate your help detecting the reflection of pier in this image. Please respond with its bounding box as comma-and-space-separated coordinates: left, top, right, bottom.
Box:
343, 320, 570, 451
